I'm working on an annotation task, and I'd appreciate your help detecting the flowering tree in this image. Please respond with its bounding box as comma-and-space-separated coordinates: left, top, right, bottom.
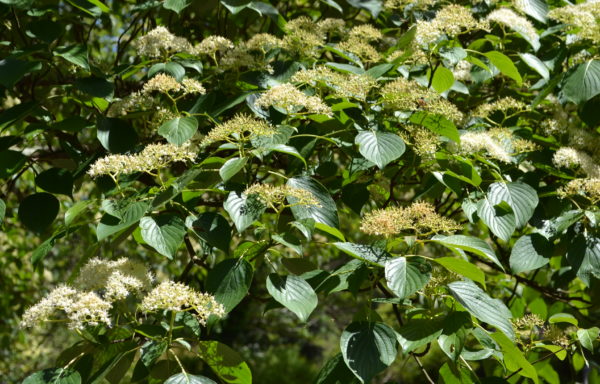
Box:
1, 0, 600, 382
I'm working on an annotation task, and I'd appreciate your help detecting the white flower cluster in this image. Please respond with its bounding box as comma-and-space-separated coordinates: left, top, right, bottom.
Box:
486, 8, 539, 47
193, 35, 235, 56
255, 83, 333, 117
140, 281, 225, 325
291, 66, 379, 100
473, 97, 527, 118
142, 74, 206, 95
548, 1, 600, 43
553, 147, 600, 177
136, 26, 192, 57
460, 130, 512, 163
416, 5, 485, 45
88, 143, 196, 178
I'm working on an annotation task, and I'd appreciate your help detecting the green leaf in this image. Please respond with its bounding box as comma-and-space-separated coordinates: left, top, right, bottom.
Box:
487, 182, 538, 228
0, 58, 42, 88
262, 144, 307, 167
434, 257, 486, 287
141, 340, 167, 367
65, 201, 92, 226
577, 327, 599, 352
567, 234, 600, 286
491, 332, 539, 383
54, 45, 89, 71
561, 60, 600, 104
0, 150, 27, 179
139, 215, 186, 259
315, 353, 360, 384
408, 111, 461, 143
18, 193, 60, 232
354, 130, 405, 169
165, 373, 217, 384
509, 234, 552, 274
431, 66, 455, 93
74, 77, 114, 99
346, 0, 382, 17
97, 117, 138, 154
158, 116, 198, 146
224, 191, 266, 232
266, 274, 318, 322
219, 157, 247, 181
0, 198, 5, 226
163, 0, 192, 13
22, 368, 81, 384
36, 168, 74, 196
519, 53, 549, 80
287, 176, 339, 228
384, 257, 431, 299
432, 235, 503, 269
483, 51, 522, 85
96, 201, 149, 241
537, 210, 584, 239
448, 280, 515, 340
186, 213, 231, 252
220, 0, 252, 14
333, 242, 393, 266
340, 321, 398, 383
477, 199, 516, 242
206, 258, 253, 313
548, 313, 578, 326
396, 318, 444, 353
148, 62, 186, 81
518, 0, 548, 22
197, 341, 252, 384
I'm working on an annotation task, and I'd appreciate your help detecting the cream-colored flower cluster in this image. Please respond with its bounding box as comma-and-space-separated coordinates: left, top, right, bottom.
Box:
291, 66, 379, 100
460, 128, 537, 163
88, 143, 196, 178
416, 5, 485, 45
255, 83, 333, 117
380, 77, 463, 122
140, 281, 225, 325
338, 25, 383, 62
548, 1, 600, 43
453, 61, 473, 82
201, 114, 277, 146
553, 147, 600, 177
486, 8, 538, 46
403, 125, 441, 159
282, 17, 327, 58
473, 97, 527, 118
136, 26, 192, 57
384, 0, 436, 10
193, 35, 235, 56
220, 34, 282, 73
142, 74, 206, 95
360, 201, 461, 237
244, 183, 321, 208
558, 178, 600, 203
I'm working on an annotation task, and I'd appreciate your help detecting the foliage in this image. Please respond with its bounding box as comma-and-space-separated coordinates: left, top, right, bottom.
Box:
2, 0, 600, 383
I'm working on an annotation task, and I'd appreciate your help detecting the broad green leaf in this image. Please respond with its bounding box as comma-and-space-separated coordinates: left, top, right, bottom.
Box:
384, 257, 431, 299
483, 51, 522, 85
158, 116, 198, 146
74, 76, 114, 99
346, 0, 382, 17
396, 317, 444, 353
354, 131, 405, 169
0, 58, 42, 88
561, 60, 600, 104
519, 53, 550, 80
431, 66, 455, 93
487, 182, 538, 228
22, 368, 81, 384
165, 373, 217, 384
567, 234, 600, 286
163, 0, 192, 13
340, 321, 398, 383
141, 340, 167, 367
198, 341, 252, 384
139, 215, 186, 259
333, 242, 393, 266
409, 111, 460, 143
97, 117, 138, 154
577, 327, 599, 352
537, 210, 584, 240
491, 332, 539, 383
432, 235, 502, 269
97, 201, 149, 241
0, 198, 5, 225
206, 258, 253, 313
448, 280, 515, 340
65, 201, 92, 226
224, 191, 266, 232
262, 144, 307, 167
0, 150, 27, 179
220, 0, 252, 14
315, 353, 360, 384
326, 62, 365, 75
437, 312, 471, 362
36, 168, 73, 196
434, 257, 486, 287
266, 274, 318, 322
518, 0, 548, 22
148, 62, 186, 81
18, 193, 60, 232
186, 212, 231, 252
477, 199, 516, 242
219, 157, 247, 181
438, 362, 473, 384
509, 234, 552, 274
54, 44, 89, 71
287, 176, 339, 228
548, 313, 578, 326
